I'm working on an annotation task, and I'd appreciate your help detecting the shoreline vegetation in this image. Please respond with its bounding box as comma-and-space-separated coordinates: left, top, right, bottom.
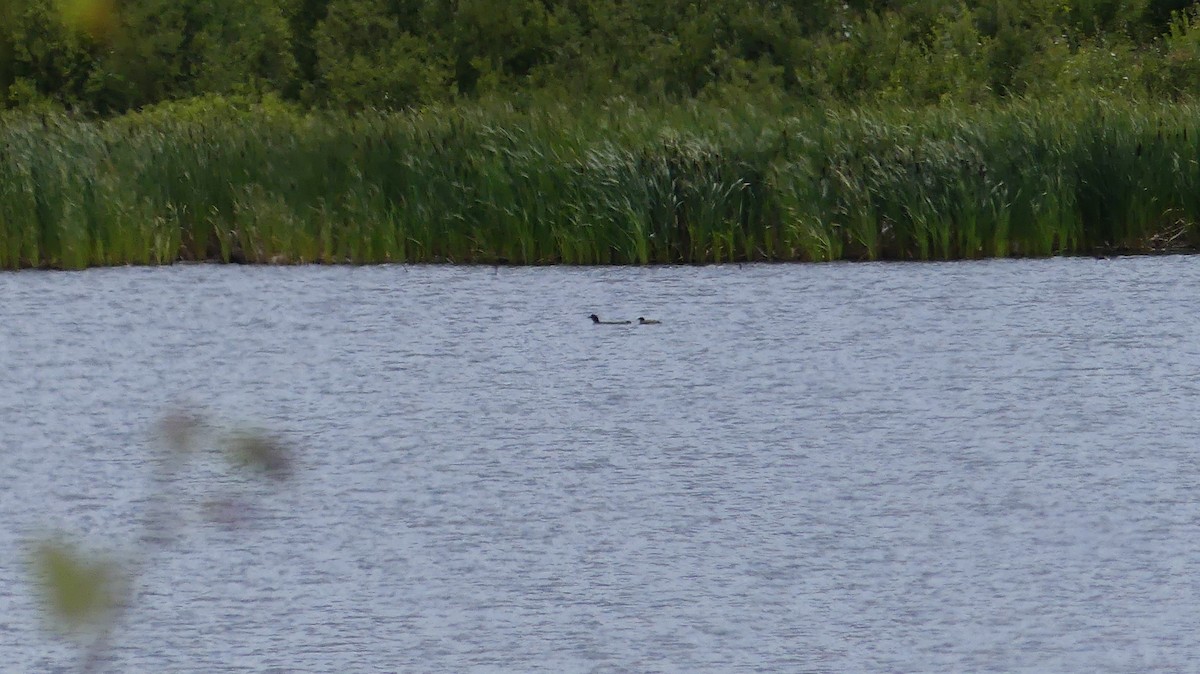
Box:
4, 97, 1200, 269
8, 1, 1200, 268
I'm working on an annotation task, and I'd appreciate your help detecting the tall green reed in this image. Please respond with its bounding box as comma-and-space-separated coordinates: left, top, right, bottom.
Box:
2, 97, 1200, 269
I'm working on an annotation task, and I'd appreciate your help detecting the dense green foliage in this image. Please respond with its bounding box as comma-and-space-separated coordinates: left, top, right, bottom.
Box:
3, 0, 1200, 113
5, 2, 1200, 268
3, 97, 1200, 269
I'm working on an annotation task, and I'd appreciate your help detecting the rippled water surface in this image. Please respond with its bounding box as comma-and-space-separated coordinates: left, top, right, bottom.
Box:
3, 258, 1200, 672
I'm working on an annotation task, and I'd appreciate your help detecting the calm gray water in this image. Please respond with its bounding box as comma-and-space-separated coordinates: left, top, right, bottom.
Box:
2, 258, 1200, 672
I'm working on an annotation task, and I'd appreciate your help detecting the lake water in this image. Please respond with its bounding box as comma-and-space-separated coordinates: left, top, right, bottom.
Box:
2, 258, 1199, 672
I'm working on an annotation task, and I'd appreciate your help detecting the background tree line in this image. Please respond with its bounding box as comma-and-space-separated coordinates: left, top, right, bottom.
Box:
2, 0, 1200, 115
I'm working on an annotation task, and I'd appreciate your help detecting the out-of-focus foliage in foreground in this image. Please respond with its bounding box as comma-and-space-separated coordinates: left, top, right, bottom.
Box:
30, 539, 119, 634
27, 411, 295, 672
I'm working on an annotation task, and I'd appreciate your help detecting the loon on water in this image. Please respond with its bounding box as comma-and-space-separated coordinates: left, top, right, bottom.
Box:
590, 314, 631, 325
638, 317, 661, 325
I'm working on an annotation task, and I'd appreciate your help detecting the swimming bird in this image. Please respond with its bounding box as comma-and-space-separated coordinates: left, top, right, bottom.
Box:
590, 314, 631, 325
637, 317, 661, 325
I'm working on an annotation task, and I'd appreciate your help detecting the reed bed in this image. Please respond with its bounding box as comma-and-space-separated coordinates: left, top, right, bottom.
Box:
2, 97, 1200, 269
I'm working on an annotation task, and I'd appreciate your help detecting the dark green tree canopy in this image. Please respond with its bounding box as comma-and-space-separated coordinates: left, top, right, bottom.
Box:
2, 0, 1200, 114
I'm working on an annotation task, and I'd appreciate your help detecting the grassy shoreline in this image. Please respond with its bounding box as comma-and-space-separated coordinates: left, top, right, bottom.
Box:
3, 97, 1200, 270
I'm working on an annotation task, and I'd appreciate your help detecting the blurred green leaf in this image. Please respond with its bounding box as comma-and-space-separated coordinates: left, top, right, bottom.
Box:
54, 0, 117, 40
30, 538, 119, 633
226, 431, 293, 481
156, 409, 203, 457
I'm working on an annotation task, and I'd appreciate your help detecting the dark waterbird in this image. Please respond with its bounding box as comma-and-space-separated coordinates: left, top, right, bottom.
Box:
637, 317, 661, 325
590, 314, 631, 325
